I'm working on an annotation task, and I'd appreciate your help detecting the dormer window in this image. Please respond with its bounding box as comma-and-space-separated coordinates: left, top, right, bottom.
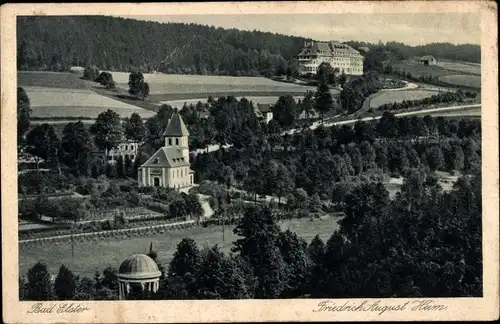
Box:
154, 158, 160, 164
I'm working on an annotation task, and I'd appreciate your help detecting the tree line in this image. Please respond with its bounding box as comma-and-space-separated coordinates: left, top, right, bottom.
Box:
21, 170, 482, 300
346, 40, 480, 64
376, 89, 479, 112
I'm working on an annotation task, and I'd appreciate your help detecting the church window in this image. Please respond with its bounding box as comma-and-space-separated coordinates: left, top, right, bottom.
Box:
168, 138, 172, 146
176, 138, 179, 145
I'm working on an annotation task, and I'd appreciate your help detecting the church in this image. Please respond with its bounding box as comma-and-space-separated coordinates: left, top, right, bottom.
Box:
137, 113, 194, 189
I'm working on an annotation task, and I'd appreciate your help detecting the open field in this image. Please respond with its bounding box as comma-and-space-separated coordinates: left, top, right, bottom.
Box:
435, 60, 481, 75
106, 72, 315, 95
392, 61, 455, 78
438, 74, 481, 88
22, 86, 156, 119
369, 89, 440, 109
19, 216, 339, 278
18, 71, 91, 89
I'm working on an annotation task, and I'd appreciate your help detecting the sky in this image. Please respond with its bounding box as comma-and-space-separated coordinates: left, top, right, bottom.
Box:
123, 13, 480, 46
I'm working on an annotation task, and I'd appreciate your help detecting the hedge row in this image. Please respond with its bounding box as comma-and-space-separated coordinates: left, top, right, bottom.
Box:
19, 220, 197, 247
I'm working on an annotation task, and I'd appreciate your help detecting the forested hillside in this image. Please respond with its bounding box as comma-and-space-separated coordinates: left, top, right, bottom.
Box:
17, 16, 309, 76
346, 41, 481, 63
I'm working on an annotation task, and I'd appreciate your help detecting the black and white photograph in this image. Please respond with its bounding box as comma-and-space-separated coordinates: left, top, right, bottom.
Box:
2, 1, 498, 323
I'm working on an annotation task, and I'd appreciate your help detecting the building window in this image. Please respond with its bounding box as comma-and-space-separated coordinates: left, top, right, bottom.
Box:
168, 138, 172, 146
177, 169, 179, 177
131, 155, 135, 160
154, 177, 160, 187
175, 138, 179, 145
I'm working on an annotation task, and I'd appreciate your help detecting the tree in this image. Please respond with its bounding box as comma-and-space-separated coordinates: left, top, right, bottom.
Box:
277, 230, 313, 297
74, 277, 95, 300
47, 126, 62, 174
274, 163, 294, 206
272, 95, 298, 128
61, 121, 94, 176
26, 124, 52, 171
314, 81, 334, 121
17, 87, 31, 147
89, 109, 123, 159
316, 62, 335, 85
26, 261, 53, 300
95, 71, 116, 89
83, 65, 100, 81
302, 91, 315, 119
196, 246, 249, 299
145, 116, 164, 150
123, 113, 146, 141
426, 146, 445, 171
232, 205, 288, 298
337, 71, 347, 86
54, 264, 77, 300
128, 72, 150, 100
115, 155, 125, 178
167, 238, 202, 296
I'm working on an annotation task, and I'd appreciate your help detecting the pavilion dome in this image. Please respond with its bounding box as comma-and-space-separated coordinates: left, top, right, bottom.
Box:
117, 254, 161, 280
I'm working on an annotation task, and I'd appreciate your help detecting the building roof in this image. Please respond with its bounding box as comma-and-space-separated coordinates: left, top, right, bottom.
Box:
298, 41, 363, 58
140, 146, 190, 168
162, 113, 190, 137
420, 55, 435, 61
117, 254, 161, 280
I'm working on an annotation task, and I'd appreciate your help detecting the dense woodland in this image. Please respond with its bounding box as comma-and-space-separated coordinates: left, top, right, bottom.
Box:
17, 16, 306, 77
17, 16, 480, 76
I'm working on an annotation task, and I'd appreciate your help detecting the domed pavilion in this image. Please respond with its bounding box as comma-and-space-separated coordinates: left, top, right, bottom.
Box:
117, 254, 162, 300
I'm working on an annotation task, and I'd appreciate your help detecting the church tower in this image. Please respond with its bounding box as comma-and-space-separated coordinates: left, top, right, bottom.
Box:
162, 113, 190, 162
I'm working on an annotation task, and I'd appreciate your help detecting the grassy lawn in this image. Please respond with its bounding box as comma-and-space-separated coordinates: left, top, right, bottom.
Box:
369, 89, 440, 109
437, 74, 481, 88
19, 215, 340, 278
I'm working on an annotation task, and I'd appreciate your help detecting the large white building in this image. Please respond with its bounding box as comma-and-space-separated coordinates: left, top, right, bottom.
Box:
298, 41, 364, 76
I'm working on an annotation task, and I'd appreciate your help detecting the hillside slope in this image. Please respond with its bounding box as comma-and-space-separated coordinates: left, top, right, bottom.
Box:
17, 16, 309, 76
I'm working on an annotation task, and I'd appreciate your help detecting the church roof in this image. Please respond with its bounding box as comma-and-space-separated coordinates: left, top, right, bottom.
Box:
162, 113, 189, 137
139, 146, 190, 168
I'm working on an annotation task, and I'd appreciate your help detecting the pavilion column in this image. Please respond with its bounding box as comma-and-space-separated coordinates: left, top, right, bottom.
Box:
118, 282, 123, 300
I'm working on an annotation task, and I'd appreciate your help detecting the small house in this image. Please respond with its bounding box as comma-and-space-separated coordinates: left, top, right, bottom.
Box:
420, 56, 437, 66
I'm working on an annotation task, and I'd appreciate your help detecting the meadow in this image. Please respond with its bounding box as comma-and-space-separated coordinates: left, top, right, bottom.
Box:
435, 60, 481, 75
392, 61, 454, 78
369, 89, 440, 109
438, 74, 481, 89
18, 71, 91, 89
107, 72, 315, 95
21, 86, 156, 119
19, 216, 340, 278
